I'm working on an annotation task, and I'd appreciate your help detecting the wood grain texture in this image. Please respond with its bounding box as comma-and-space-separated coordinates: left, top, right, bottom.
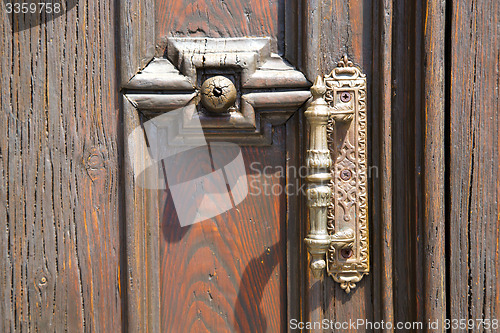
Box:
159, 129, 287, 332
123, 100, 162, 333
0, 1, 122, 331
449, 0, 500, 329
156, 0, 282, 53
150, 2, 302, 332
371, 0, 394, 330
120, 0, 156, 84
120, 1, 160, 332
422, 0, 447, 329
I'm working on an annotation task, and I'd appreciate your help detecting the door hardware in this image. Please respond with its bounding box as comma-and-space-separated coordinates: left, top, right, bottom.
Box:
200, 75, 238, 113
304, 56, 369, 293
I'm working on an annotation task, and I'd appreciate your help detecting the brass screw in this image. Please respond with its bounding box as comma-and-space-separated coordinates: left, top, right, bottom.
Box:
340, 91, 351, 103
340, 169, 352, 181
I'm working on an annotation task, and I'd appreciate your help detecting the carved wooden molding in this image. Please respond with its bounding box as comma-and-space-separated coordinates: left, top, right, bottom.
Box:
124, 37, 310, 145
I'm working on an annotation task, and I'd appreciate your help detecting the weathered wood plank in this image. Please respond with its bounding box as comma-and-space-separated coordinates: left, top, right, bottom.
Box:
120, 0, 156, 84
285, 111, 305, 332
120, 0, 160, 332
371, 0, 395, 330
422, 0, 447, 330
0, 1, 121, 331
449, 0, 500, 330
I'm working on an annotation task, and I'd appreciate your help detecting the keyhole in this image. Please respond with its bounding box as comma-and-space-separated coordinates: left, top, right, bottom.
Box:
212, 87, 223, 97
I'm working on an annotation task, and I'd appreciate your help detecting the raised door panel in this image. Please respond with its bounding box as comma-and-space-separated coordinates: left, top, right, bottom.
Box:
148, 1, 301, 332
160, 136, 287, 332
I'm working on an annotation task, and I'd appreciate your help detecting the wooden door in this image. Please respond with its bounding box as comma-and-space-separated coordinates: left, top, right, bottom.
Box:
1, 0, 499, 332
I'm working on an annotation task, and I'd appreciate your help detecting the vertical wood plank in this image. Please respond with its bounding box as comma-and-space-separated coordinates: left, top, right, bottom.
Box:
123, 99, 161, 333
422, 0, 447, 329
323, 0, 375, 325
372, 0, 395, 330
449, 0, 500, 329
391, 0, 427, 325
392, 0, 412, 324
284, 0, 301, 69
286, 112, 306, 332
302, 0, 322, 80
119, 1, 158, 331
302, 1, 325, 330
0, 0, 122, 331
120, 0, 156, 84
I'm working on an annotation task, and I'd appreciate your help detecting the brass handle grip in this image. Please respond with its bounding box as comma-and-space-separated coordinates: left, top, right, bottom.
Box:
304, 56, 369, 293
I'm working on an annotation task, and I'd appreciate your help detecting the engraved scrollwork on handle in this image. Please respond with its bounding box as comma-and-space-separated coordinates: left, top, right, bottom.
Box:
304, 56, 369, 293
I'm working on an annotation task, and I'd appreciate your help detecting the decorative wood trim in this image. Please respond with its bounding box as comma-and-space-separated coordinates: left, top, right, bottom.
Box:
124, 58, 195, 91
120, 1, 159, 332
124, 37, 311, 145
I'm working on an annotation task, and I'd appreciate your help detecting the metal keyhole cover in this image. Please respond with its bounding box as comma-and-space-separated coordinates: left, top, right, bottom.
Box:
200, 75, 237, 113
304, 55, 369, 294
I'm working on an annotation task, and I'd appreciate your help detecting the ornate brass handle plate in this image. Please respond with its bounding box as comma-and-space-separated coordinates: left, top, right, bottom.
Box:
304, 56, 369, 293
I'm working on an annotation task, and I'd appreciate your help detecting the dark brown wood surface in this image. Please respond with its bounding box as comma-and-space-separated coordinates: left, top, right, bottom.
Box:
159, 130, 287, 332
156, 0, 282, 53
1, 0, 499, 331
120, 1, 159, 332
391, 0, 426, 326
0, 1, 122, 332
449, 0, 500, 330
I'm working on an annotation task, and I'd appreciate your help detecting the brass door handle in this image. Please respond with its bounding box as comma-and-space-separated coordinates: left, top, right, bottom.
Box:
304, 56, 369, 293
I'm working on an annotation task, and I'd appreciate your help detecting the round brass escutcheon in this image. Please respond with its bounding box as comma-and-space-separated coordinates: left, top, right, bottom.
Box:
200, 76, 237, 113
